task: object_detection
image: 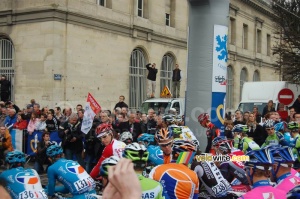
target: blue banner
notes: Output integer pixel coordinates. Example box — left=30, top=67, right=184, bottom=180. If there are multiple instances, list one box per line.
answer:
left=26, top=131, right=62, bottom=156
left=211, top=92, right=226, bottom=136
left=10, top=129, right=23, bottom=152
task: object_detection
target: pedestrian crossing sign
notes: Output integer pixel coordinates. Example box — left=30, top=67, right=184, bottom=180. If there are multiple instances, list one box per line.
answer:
left=160, top=86, right=172, bottom=98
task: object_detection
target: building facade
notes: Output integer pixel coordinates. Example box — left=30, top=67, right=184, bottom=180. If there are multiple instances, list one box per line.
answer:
left=0, top=0, right=279, bottom=112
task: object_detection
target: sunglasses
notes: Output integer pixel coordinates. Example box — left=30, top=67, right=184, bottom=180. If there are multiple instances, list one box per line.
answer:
left=265, top=128, right=274, bottom=131
left=159, top=141, right=173, bottom=147
left=99, top=134, right=109, bottom=140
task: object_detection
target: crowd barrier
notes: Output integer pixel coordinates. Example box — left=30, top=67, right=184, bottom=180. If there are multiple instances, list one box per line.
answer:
left=10, top=129, right=62, bottom=156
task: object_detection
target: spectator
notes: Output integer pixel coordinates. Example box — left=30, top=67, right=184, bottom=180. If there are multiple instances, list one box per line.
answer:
left=277, top=103, right=288, bottom=122
left=58, top=113, right=85, bottom=167
left=252, top=106, right=262, bottom=123
left=262, top=100, right=275, bottom=117
left=247, top=113, right=266, bottom=146
left=118, top=113, right=142, bottom=142
left=34, top=131, right=52, bottom=174
left=0, top=107, right=7, bottom=126
left=33, top=103, right=41, bottom=117
left=224, top=119, right=233, bottom=139
left=146, top=63, right=158, bottom=98
left=76, top=104, right=83, bottom=113
left=12, top=113, right=28, bottom=130
left=45, top=113, right=60, bottom=132
left=24, top=104, right=33, bottom=120
left=100, top=111, right=110, bottom=124
left=35, top=114, right=47, bottom=132
left=27, top=112, right=40, bottom=135
left=286, top=106, right=296, bottom=123
left=172, top=64, right=181, bottom=98
left=4, top=108, right=17, bottom=130
left=54, top=106, right=65, bottom=123
left=114, top=95, right=129, bottom=109
left=243, top=111, right=250, bottom=123
left=0, top=125, right=13, bottom=164
left=147, top=109, right=157, bottom=134
left=41, top=106, right=49, bottom=115
left=77, top=109, right=84, bottom=123
left=292, top=95, right=300, bottom=113
left=140, top=113, right=148, bottom=133
left=233, top=110, right=245, bottom=125
left=0, top=75, right=10, bottom=102
left=5, top=101, right=20, bottom=113
left=63, top=107, right=72, bottom=122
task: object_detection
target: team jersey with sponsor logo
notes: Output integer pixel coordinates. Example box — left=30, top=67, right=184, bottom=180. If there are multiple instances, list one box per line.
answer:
left=239, top=180, right=287, bottom=199
left=191, top=161, right=231, bottom=198
left=90, top=139, right=126, bottom=179
left=0, top=167, right=47, bottom=199
left=261, top=132, right=289, bottom=148
left=239, top=137, right=260, bottom=154
left=149, top=163, right=199, bottom=199
left=47, top=158, right=96, bottom=198
left=276, top=172, right=300, bottom=193
left=138, top=174, right=168, bottom=199
left=147, top=145, right=164, bottom=166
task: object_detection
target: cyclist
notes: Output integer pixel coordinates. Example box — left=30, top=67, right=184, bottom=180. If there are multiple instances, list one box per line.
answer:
left=198, top=113, right=220, bottom=153
left=269, top=146, right=300, bottom=193
left=123, top=142, right=167, bottom=199
left=155, top=128, right=174, bottom=164
left=99, top=156, right=120, bottom=190
left=261, top=119, right=289, bottom=147
left=149, top=139, right=199, bottom=199
left=90, top=123, right=126, bottom=179
left=288, top=122, right=300, bottom=168
left=138, top=133, right=163, bottom=166
left=233, top=124, right=260, bottom=153
left=241, top=147, right=286, bottom=199
left=119, top=131, right=133, bottom=145
left=46, top=145, right=96, bottom=198
left=287, top=185, right=300, bottom=199
left=0, top=150, right=47, bottom=199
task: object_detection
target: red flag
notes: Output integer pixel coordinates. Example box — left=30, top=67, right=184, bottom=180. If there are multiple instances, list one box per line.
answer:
left=86, top=93, right=101, bottom=114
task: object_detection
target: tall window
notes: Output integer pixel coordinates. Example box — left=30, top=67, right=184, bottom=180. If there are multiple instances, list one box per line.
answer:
left=137, top=0, right=143, bottom=17
left=240, top=68, right=248, bottom=100
left=165, top=0, right=171, bottom=26
left=226, top=66, right=233, bottom=109
left=0, top=38, right=15, bottom=101
left=267, top=34, right=271, bottom=56
left=97, top=0, right=105, bottom=6
left=256, top=29, right=262, bottom=53
left=166, top=13, right=170, bottom=26
left=253, top=70, right=260, bottom=81
left=130, top=49, right=147, bottom=110
left=160, top=54, right=174, bottom=93
left=242, top=24, right=248, bottom=49
left=229, top=18, right=236, bottom=45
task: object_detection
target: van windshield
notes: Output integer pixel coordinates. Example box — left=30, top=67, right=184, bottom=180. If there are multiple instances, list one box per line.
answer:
left=140, top=102, right=171, bottom=114
left=238, top=102, right=267, bottom=114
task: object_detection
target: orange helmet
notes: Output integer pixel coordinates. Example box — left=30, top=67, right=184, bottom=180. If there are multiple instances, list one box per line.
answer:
left=96, top=123, right=113, bottom=138
left=155, top=128, right=173, bottom=142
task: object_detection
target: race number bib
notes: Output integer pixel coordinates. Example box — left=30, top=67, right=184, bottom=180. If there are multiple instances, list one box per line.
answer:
left=19, top=190, right=47, bottom=199
left=212, top=180, right=229, bottom=196
left=74, top=176, right=95, bottom=192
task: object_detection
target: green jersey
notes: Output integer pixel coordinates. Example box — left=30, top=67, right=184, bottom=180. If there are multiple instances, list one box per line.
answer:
left=138, top=174, right=166, bottom=199
left=292, top=134, right=300, bottom=161
left=240, top=137, right=260, bottom=153
left=261, top=131, right=288, bottom=148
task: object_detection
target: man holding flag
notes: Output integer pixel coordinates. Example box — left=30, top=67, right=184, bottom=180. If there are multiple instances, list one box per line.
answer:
left=81, top=93, right=101, bottom=134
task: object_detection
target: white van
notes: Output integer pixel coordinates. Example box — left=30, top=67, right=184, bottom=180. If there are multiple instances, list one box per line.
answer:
left=238, top=81, right=300, bottom=113
left=140, top=98, right=185, bottom=116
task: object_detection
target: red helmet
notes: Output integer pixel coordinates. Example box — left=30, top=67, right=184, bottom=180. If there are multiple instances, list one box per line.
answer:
left=198, top=113, right=209, bottom=123
left=96, top=123, right=113, bottom=138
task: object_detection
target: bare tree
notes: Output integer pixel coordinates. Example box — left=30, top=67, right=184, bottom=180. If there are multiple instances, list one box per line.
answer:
left=272, top=0, right=300, bottom=83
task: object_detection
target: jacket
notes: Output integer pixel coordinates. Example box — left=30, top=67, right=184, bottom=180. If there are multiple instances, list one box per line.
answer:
left=146, top=64, right=158, bottom=81
left=13, top=120, right=28, bottom=130
left=0, top=129, right=13, bottom=151
left=172, top=69, right=181, bottom=81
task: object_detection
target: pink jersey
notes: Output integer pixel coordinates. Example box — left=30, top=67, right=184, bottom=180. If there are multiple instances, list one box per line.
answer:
left=239, top=181, right=286, bottom=199
left=276, top=173, right=300, bottom=193
left=291, top=168, right=300, bottom=178
left=90, top=139, right=126, bottom=179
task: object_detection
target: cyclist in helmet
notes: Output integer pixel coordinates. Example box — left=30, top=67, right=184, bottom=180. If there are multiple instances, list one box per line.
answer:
left=155, top=128, right=174, bottom=164
left=287, top=185, right=300, bottom=199
left=269, top=146, right=300, bottom=193
left=90, top=123, right=126, bottom=179
left=241, top=147, right=286, bottom=199
left=261, top=119, right=289, bottom=147
left=149, top=139, right=199, bottom=199
left=0, top=150, right=47, bottom=199
left=123, top=142, right=167, bottom=199
left=100, top=156, right=120, bottom=190
left=46, top=145, right=96, bottom=198
left=288, top=122, right=300, bottom=168
left=235, top=124, right=260, bottom=153
left=198, top=113, right=220, bottom=153
left=119, top=131, right=133, bottom=145
left=138, top=133, right=163, bottom=166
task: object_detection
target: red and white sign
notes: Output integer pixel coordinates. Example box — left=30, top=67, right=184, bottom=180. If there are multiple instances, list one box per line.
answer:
left=87, top=93, right=101, bottom=114
left=278, top=88, right=294, bottom=105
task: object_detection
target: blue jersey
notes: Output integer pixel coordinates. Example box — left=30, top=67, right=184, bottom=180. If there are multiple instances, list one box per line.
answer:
left=147, top=145, right=164, bottom=166
left=0, top=167, right=47, bottom=199
left=47, top=158, right=96, bottom=198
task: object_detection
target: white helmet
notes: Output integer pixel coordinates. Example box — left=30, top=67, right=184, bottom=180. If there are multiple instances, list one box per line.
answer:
left=120, top=131, right=133, bottom=144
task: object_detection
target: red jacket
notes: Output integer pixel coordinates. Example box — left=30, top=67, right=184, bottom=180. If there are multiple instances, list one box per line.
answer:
left=13, top=120, right=28, bottom=130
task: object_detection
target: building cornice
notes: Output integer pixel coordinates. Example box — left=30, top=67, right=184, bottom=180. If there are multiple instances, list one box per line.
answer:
left=240, top=0, right=275, bottom=18
left=0, top=8, right=187, bottom=49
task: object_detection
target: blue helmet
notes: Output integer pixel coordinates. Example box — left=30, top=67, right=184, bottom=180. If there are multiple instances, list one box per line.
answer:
left=100, top=156, right=120, bottom=176
left=232, top=124, right=249, bottom=133
left=245, top=148, right=274, bottom=170
left=46, top=145, right=63, bottom=158
left=287, top=185, right=300, bottom=199
left=6, top=150, right=26, bottom=164
left=274, top=122, right=286, bottom=132
left=269, top=145, right=295, bottom=164
left=212, top=136, right=227, bottom=147
left=137, top=133, right=155, bottom=147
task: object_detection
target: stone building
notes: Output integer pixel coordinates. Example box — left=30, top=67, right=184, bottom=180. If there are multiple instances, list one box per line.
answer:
left=0, top=0, right=279, bottom=112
